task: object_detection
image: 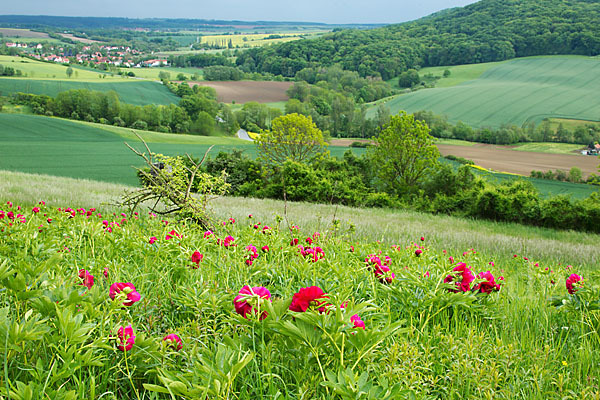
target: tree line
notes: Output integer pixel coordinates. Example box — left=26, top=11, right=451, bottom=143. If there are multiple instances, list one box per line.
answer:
left=159, top=112, right=600, bottom=234
left=413, top=110, right=600, bottom=146
left=234, top=0, right=600, bottom=79
left=9, top=87, right=238, bottom=135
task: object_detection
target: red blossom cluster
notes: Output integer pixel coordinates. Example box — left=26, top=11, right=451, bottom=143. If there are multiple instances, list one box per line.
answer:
left=444, top=262, right=503, bottom=294
left=365, top=254, right=395, bottom=283
left=299, top=246, right=324, bottom=262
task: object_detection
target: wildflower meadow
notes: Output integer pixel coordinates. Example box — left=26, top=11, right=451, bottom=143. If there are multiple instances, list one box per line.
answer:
left=0, top=200, right=599, bottom=399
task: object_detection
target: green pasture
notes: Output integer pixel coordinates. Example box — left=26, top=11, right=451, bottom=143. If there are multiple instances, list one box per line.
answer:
left=434, top=138, right=475, bottom=146
left=0, top=55, right=110, bottom=80
left=124, top=66, right=204, bottom=80
left=372, top=56, right=600, bottom=128
left=466, top=166, right=598, bottom=199
left=547, top=117, right=600, bottom=132
left=0, top=78, right=179, bottom=106
left=0, top=114, right=360, bottom=186
left=512, top=142, right=584, bottom=154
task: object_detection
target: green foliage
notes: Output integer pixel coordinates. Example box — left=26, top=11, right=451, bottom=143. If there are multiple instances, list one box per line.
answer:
left=397, top=69, right=420, bottom=88
left=255, top=113, right=328, bottom=166
left=369, top=112, right=440, bottom=193
left=203, top=65, right=244, bottom=81
left=236, top=0, right=600, bottom=78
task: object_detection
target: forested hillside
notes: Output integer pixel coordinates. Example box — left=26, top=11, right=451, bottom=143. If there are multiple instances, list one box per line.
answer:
left=235, top=0, right=600, bottom=79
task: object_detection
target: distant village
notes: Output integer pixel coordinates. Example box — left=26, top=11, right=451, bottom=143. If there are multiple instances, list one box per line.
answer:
left=4, top=42, right=168, bottom=68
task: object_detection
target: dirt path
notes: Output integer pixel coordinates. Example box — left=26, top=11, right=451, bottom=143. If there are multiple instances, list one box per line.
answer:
left=437, top=143, right=599, bottom=178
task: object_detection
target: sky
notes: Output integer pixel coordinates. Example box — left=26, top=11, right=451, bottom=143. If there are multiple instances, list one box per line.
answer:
left=2, top=0, right=481, bottom=24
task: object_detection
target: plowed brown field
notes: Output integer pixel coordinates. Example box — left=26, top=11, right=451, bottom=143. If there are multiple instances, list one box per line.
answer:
left=437, top=144, right=598, bottom=178
left=188, top=80, right=292, bottom=103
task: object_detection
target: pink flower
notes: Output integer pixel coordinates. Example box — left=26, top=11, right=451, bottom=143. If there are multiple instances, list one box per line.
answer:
left=290, top=238, right=299, bottom=246
left=301, top=246, right=324, bottom=262
left=218, top=235, right=236, bottom=247
left=203, top=230, right=213, bottom=238
left=566, top=274, right=583, bottom=295
left=32, top=207, right=40, bottom=213
left=289, top=286, right=329, bottom=313
left=234, top=286, right=271, bottom=320
left=444, top=262, right=475, bottom=292
left=245, top=245, right=258, bottom=265
left=473, top=271, right=501, bottom=294
left=191, top=251, right=203, bottom=266
left=163, top=334, right=183, bottom=351
left=366, top=254, right=395, bottom=283
left=350, top=314, right=365, bottom=330
left=262, top=225, right=271, bottom=234
left=248, top=214, right=253, bottom=218
left=116, top=325, right=135, bottom=351
left=103, top=267, right=109, bottom=278
left=78, top=269, right=94, bottom=289
left=261, top=245, right=269, bottom=252
left=165, top=230, right=180, bottom=240
left=109, top=282, right=141, bottom=306
left=415, top=249, right=423, bottom=257
left=149, top=236, right=156, bottom=244
left=305, top=237, right=313, bottom=245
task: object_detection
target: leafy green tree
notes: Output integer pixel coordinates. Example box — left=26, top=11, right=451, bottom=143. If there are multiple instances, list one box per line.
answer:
left=569, top=167, right=582, bottom=183
left=397, top=69, right=420, bottom=88
left=255, top=113, right=328, bottom=166
left=158, top=71, right=171, bottom=82
left=368, top=111, right=440, bottom=194
left=66, top=67, right=74, bottom=78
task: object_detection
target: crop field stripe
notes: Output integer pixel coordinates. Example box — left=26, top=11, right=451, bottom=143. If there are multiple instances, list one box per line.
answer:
left=372, top=56, right=600, bottom=128
left=0, top=79, right=179, bottom=106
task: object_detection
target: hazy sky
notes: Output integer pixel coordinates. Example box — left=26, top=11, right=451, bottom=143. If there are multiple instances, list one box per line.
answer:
left=3, top=0, right=481, bottom=24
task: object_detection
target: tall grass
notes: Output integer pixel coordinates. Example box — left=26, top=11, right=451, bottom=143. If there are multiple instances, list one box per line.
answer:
left=2, top=169, right=598, bottom=269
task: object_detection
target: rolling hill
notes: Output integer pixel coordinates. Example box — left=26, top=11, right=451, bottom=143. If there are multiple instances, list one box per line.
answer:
left=368, top=56, right=600, bottom=127
left=0, top=79, right=180, bottom=106
left=0, top=114, right=359, bottom=185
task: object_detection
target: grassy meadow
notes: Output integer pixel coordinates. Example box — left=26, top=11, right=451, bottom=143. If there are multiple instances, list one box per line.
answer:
left=371, top=56, right=600, bottom=128
left=1, top=169, right=599, bottom=398
left=0, top=55, right=113, bottom=80
left=512, top=142, right=584, bottom=154
left=0, top=78, right=180, bottom=106
left=0, top=114, right=363, bottom=186
left=124, top=66, right=204, bottom=80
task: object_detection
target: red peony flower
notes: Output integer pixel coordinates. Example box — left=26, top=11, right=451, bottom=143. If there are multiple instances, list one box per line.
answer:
left=566, top=274, right=583, bottom=294
left=473, top=271, right=501, bottom=294
left=415, top=249, right=423, bottom=257
left=149, top=236, right=156, bottom=244
left=191, top=251, right=203, bottom=267
left=234, top=286, right=271, bottom=320
left=116, top=325, right=135, bottom=351
left=261, top=245, right=269, bottom=252
left=444, top=262, right=475, bottom=292
left=350, top=314, right=365, bottom=330
left=109, top=282, right=141, bottom=306
left=366, top=254, right=395, bottom=283
left=289, top=286, right=329, bottom=313
left=290, top=238, right=299, bottom=246
left=162, top=333, right=183, bottom=351
left=78, top=269, right=94, bottom=289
